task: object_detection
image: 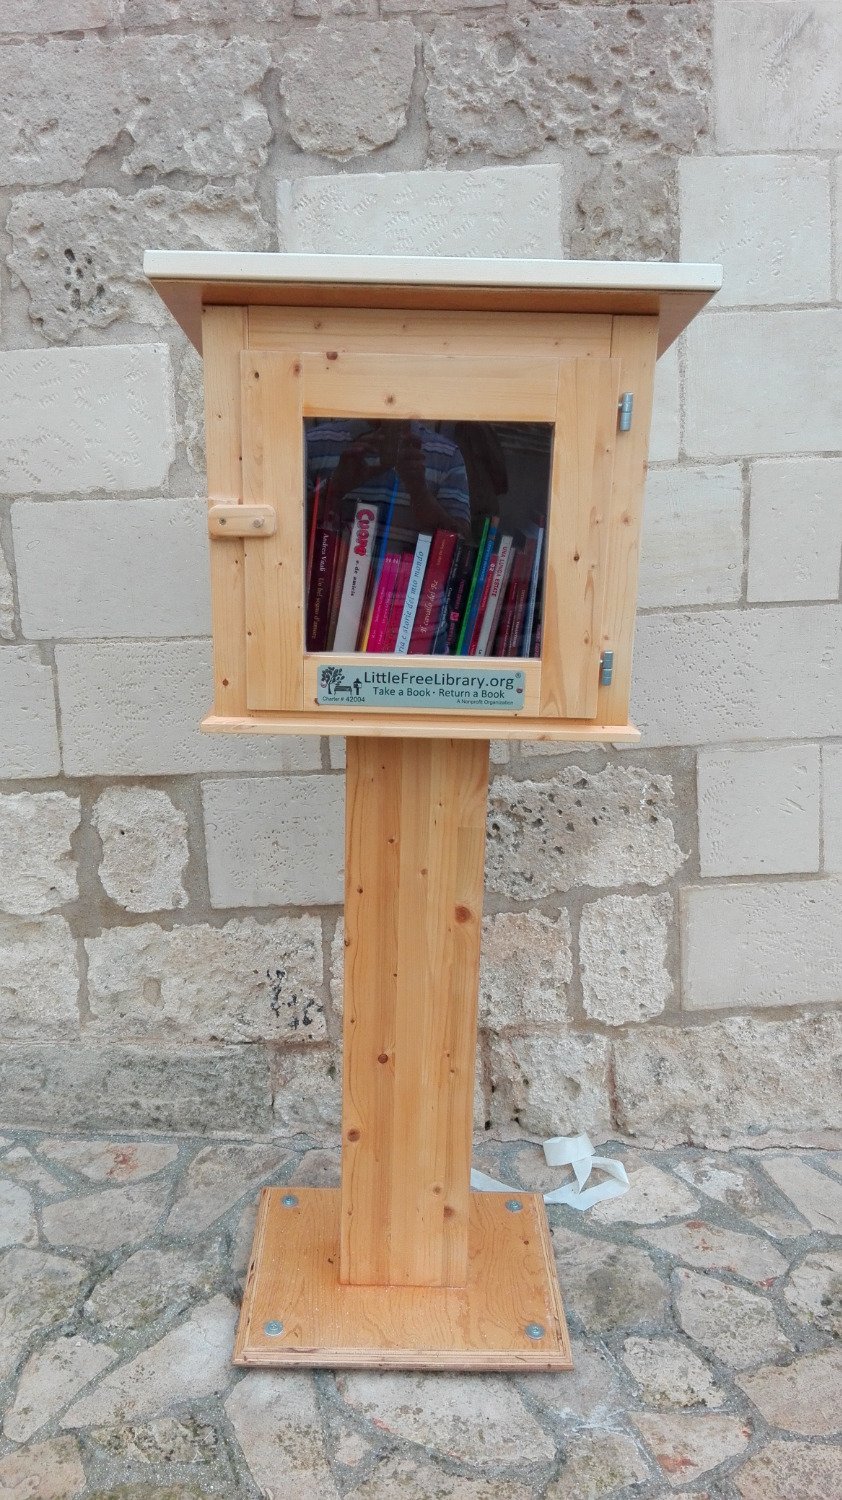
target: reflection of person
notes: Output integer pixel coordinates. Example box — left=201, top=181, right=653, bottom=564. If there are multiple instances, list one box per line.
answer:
left=306, top=419, right=471, bottom=539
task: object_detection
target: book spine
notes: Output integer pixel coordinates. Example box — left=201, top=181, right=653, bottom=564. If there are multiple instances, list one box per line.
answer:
left=326, top=526, right=349, bottom=651
left=521, top=527, right=544, bottom=657
left=445, top=545, right=477, bottom=653
left=460, top=519, right=498, bottom=655
left=468, top=554, right=497, bottom=656
left=493, top=548, right=522, bottom=656
left=360, top=472, right=400, bottom=651
left=431, top=538, right=467, bottom=654
left=307, top=527, right=339, bottom=651
left=332, top=502, right=379, bottom=653
left=455, top=517, right=490, bottom=655
left=475, top=534, right=514, bottom=656
left=382, top=551, right=414, bottom=653
left=394, top=533, right=432, bottom=653
left=366, top=553, right=400, bottom=653
left=409, top=529, right=457, bottom=654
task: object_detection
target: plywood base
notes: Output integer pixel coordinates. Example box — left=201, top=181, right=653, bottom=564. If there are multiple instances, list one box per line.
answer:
left=234, top=1187, right=572, bottom=1371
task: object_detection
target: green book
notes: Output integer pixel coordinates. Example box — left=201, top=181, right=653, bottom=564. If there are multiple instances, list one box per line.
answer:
left=455, top=516, right=490, bottom=655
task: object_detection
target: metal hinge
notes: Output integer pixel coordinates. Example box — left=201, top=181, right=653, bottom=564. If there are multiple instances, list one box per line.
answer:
left=599, top=650, right=614, bottom=686
left=618, top=393, right=633, bottom=432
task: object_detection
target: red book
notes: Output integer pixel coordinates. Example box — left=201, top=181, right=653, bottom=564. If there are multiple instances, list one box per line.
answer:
left=408, top=529, right=458, bottom=654
left=505, top=538, right=536, bottom=656
left=325, top=526, right=349, bottom=651
left=382, top=551, right=414, bottom=653
left=468, top=553, right=497, bottom=655
left=366, top=553, right=400, bottom=652
left=307, top=526, right=340, bottom=650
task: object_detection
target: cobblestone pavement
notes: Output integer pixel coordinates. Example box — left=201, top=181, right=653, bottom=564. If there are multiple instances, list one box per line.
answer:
left=0, top=1132, right=839, bottom=1499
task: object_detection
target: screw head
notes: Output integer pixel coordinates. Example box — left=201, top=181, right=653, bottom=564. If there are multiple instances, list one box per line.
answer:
left=252, top=518, right=264, bottom=529
left=264, top=1319, right=284, bottom=1337
left=281, top=1193, right=298, bottom=1208
left=525, top=1322, right=545, bottom=1341
left=505, top=1199, right=523, bottom=1213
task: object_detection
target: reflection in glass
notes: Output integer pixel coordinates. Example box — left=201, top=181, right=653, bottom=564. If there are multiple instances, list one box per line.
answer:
left=304, top=419, right=552, bottom=658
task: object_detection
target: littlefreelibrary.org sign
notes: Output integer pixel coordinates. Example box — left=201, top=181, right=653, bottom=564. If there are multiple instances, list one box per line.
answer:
left=317, top=665, right=526, bottom=711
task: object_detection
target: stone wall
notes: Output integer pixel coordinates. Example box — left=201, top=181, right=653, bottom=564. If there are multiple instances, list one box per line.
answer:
left=0, top=1, right=840, bottom=1149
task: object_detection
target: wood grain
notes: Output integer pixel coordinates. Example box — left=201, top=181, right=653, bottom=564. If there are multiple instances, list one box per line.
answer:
left=249, top=305, right=612, bottom=358
left=202, top=710, right=640, bottom=742
left=235, top=1186, right=572, bottom=1370
left=341, top=738, right=489, bottom=1288
left=302, top=351, right=560, bottom=423
left=597, top=316, right=659, bottom=727
left=202, top=305, right=248, bottom=717
left=540, top=356, right=621, bottom=719
left=240, top=350, right=305, bottom=711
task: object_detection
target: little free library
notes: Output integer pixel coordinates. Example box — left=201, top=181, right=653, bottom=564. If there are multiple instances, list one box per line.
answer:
left=146, top=250, right=721, bottom=1372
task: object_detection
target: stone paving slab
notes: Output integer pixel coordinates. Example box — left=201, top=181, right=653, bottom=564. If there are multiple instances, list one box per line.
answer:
left=0, top=1130, right=839, bottom=1498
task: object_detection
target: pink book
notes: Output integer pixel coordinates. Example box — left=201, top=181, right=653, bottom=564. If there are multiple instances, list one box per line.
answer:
left=382, top=552, right=414, bottom=653
left=366, top=553, right=400, bottom=652
left=408, top=529, right=458, bottom=654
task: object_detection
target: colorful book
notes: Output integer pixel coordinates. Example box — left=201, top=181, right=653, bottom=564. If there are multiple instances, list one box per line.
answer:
left=455, top=517, right=490, bottom=655
left=409, top=529, right=458, bottom=654
left=382, top=551, right=414, bottom=653
left=475, top=534, right=514, bottom=656
left=468, top=554, right=497, bottom=656
left=394, top=533, right=432, bottom=653
left=521, top=526, right=544, bottom=657
left=332, top=501, right=379, bottom=653
left=444, top=543, right=478, bottom=654
left=359, top=472, right=400, bottom=651
left=326, top=524, right=349, bottom=651
left=431, top=538, right=468, bottom=655
left=307, top=524, right=340, bottom=650
left=366, top=553, right=400, bottom=652
left=459, top=517, right=498, bottom=655
left=495, top=541, right=531, bottom=656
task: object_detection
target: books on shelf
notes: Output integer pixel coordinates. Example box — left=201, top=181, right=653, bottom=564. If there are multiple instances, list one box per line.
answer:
left=306, top=484, right=546, bottom=659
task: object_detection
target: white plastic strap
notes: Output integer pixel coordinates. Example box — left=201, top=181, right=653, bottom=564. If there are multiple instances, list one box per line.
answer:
left=470, top=1132, right=629, bottom=1212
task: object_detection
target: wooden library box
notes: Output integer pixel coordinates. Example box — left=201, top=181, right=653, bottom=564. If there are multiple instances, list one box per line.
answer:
left=146, top=252, right=720, bottom=1373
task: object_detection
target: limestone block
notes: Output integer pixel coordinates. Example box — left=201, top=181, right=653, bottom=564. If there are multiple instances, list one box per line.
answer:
left=0, top=1041, right=272, bottom=1134
left=674, top=1267, right=790, bottom=1369
left=783, top=1250, right=842, bottom=1337
left=165, top=1143, right=287, bottom=1235
left=748, top=457, right=842, bottom=603
left=55, top=640, right=321, bottom=775
left=226, top=1374, right=339, bottom=1499
left=612, top=1012, right=842, bottom=1146
left=13, top=499, right=209, bottom=640
left=8, top=186, right=271, bottom=343
left=177, top=346, right=205, bottom=475
left=278, top=22, right=416, bottom=158
left=337, top=1370, right=555, bottom=1467
left=425, top=7, right=709, bottom=160
left=278, top=165, right=565, bottom=256
left=640, top=1221, right=787, bottom=1285
left=202, top=775, right=344, bottom=907
left=41, top=1138, right=177, bottom=1183
left=632, top=606, right=842, bottom=747
left=121, top=0, right=278, bottom=19
left=41, top=1179, right=170, bottom=1252
left=621, top=1336, right=724, bottom=1411
left=836, top=158, right=842, bottom=298
left=715, top=1, right=842, bottom=150
left=761, top=1154, right=842, bottom=1234
left=0, top=1437, right=85, bottom=1499
left=62, top=1295, right=236, bottom=1426
left=272, top=1047, right=342, bottom=1137
left=0, top=542, right=13, bottom=638
left=571, top=154, right=678, bottom=262
left=546, top=1433, right=647, bottom=1499
left=735, top=1440, right=842, bottom=1500
left=351, top=1458, right=530, bottom=1499
left=697, top=744, right=820, bottom=877
left=0, top=916, right=79, bottom=1038
left=85, top=1244, right=218, bottom=1334
left=579, top=893, right=673, bottom=1026
left=0, top=791, right=80, bottom=915
left=551, top=1224, right=669, bottom=1332
left=738, top=1347, right=842, bottom=1438
left=683, top=879, right=841, bottom=1009
left=0, top=1181, right=36, bottom=1249
left=93, top=787, right=188, bottom=913
left=823, top=745, right=842, bottom=872
left=0, top=648, right=60, bottom=778
left=0, top=36, right=271, bottom=186
left=2, top=0, right=114, bottom=29
left=0, top=345, right=174, bottom=495
left=685, top=310, right=842, bottom=458
left=632, top=1412, right=750, bottom=1486
left=680, top=155, right=832, bottom=305
left=0, top=1248, right=86, bottom=1382
left=86, top=916, right=324, bottom=1043
left=648, top=342, right=680, bottom=464
left=478, top=911, right=572, bottom=1029
left=485, top=766, right=685, bottom=900
left=488, top=1031, right=611, bottom=1138
left=639, top=465, right=743, bottom=608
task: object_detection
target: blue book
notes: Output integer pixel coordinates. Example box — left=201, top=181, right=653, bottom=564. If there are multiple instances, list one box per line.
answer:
left=458, top=518, right=498, bottom=656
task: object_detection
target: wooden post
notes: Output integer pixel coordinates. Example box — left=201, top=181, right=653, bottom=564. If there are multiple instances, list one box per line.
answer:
left=340, top=736, right=489, bottom=1288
